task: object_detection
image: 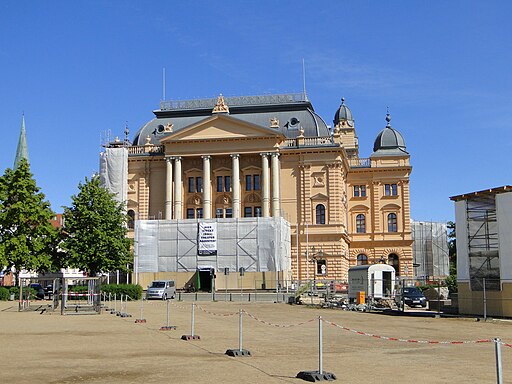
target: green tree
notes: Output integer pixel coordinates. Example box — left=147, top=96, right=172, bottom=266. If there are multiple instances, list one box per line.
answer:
left=61, top=176, right=131, bottom=276
left=0, top=159, right=57, bottom=282
left=446, top=221, right=457, bottom=292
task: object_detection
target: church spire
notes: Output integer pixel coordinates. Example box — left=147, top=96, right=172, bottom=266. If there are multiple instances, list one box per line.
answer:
left=14, top=114, right=29, bottom=170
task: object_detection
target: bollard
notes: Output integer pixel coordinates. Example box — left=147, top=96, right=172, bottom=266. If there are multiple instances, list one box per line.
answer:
left=495, top=338, right=503, bottom=384
left=296, top=316, right=336, bottom=382
left=181, top=303, right=200, bottom=340
left=225, top=309, right=251, bottom=357
left=160, top=298, right=176, bottom=330
left=111, top=294, right=117, bottom=315
left=483, top=278, right=487, bottom=321
left=135, top=298, right=146, bottom=323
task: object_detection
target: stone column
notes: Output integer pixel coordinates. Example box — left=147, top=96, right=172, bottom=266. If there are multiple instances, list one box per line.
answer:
left=202, top=155, right=211, bottom=219
left=231, top=154, right=241, bottom=218
left=165, top=157, right=173, bottom=220
left=271, top=152, right=281, bottom=217
left=261, top=153, right=270, bottom=217
left=173, top=156, right=182, bottom=219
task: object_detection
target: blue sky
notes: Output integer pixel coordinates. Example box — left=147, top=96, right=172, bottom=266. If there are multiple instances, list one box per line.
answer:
left=1, top=1, right=511, bottom=222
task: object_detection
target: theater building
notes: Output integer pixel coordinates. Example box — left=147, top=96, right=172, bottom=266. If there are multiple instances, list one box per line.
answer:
left=103, top=93, right=412, bottom=289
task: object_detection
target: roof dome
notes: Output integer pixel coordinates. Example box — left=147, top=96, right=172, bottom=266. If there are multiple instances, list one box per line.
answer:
left=372, top=113, right=408, bottom=156
left=333, top=98, right=354, bottom=126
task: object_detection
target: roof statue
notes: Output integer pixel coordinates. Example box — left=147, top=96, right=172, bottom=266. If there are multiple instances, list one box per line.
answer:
left=14, top=114, right=29, bottom=170
left=212, top=94, right=230, bottom=114
left=270, top=117, right=279, bottom=128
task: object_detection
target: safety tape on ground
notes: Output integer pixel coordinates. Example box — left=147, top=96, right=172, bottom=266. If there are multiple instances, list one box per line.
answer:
left=501, top=342, right=512, bottom=348
left=323, top=319, right=492, bottom=345
left=62, top=293, right=100, bottom=297
left=243, top=311, right=316, bottom=328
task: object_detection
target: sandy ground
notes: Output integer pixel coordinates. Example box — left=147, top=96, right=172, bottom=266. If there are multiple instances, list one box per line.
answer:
left=1, top=299, right=512, bottom=384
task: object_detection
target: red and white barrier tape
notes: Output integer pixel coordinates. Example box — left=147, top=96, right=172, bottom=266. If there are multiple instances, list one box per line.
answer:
left=324, top=319, right=492, bottom=345
left=196, top=305, right=238, bottom=317
left=244, top=311, right=316, bottom=328
left=63, top=293, right=99, bottom=297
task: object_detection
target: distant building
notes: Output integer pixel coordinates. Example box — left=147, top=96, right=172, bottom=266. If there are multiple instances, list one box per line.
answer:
left=102, top=93, right=413, bottom=289
left=411, top=221, right=450, bottom=280
left=450, top=186, right=512, bottom=317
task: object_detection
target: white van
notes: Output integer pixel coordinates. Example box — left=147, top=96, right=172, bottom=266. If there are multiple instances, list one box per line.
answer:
left=146, top=280, right=176, bottom=300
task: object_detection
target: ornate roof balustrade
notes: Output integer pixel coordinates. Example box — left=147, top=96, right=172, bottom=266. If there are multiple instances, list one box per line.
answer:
left=348, top=158, right=371, bottom=168
left=159, top=93, right=307, bottom=111
left=128, top=145, right=165, bottom=156
left=284, top=136, right=335, bottom=148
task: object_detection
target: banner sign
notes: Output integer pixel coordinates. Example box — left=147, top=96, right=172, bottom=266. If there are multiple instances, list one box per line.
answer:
left=198, top=222, right=217, bottom=256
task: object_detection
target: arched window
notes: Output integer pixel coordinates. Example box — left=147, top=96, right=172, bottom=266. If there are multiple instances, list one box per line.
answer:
left=357, top=254, right=368, bottom=265
left=127, top=210, right=135, bottom=229
left=356, top=214, right=366, bottom=233
left=316, top=204, right=326, bottom=225
left=388, top=254, right=400, bottom=275
left=387, top=213, right=397, bottom=232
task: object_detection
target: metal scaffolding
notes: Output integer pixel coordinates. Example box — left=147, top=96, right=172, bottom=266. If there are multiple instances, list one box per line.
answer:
left=466, top=195, right=500, bottom=291
left=411, top=221, right=449, bottom=279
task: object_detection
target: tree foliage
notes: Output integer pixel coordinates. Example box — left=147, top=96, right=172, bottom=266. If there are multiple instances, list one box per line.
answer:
left=61, top=176, right=131, bottom=276
left=0, top=159, right=57, bottom=277
left=446, top=221, right=457, bottom=292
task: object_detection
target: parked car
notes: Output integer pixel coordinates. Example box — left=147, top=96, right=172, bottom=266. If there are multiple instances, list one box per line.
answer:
left=44, top=284, right=54, bottom=299
left=29, top=283, right=45, bottom=300
left=146, top=280, right=176, bottom=300
left=398, top=287, right=427, bottom=308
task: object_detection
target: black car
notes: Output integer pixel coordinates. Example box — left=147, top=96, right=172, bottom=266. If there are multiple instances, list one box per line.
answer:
left=399, top=287, right=427, bottom=308
left=29, top=283, right=45, bottom=300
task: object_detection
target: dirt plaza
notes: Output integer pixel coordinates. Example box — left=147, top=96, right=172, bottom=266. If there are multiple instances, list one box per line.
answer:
left=1, top=299, right=512, bottom=384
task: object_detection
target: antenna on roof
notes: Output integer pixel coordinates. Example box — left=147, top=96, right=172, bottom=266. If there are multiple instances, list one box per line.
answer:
left=162, top=67, right=166, bottom=101
left=302, top=58, right=308, bottom=101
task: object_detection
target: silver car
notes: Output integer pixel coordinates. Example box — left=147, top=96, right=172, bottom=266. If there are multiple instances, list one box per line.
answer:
left=146, top=280, right=176, bottom=300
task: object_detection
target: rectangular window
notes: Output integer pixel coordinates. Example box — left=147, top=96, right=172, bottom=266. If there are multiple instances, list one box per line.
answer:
left=216, top=208, right=223, bottom=218
left=188, top=177, right=195, bottom=193
left=354, top=185, right=366, bottom=197
left=217, top=176, right=223, bottom=192
left=186, top=208, right=195, bottom=219
left=244, top=207, right=252, bottom=217
left=196, top=177, right=202, bottom=193
left=196, top=208, right=203, bottom=219
left=385, top=183, right=398, bottom=196
left=225, top=176, right=231, bottom=192
left=253, top=175, right=260, bottom=191
left=225, top=208, right=233, bottom=218
left=254, top=206, right=262, bottom=217
left=245, top=175, right=252, bottom=191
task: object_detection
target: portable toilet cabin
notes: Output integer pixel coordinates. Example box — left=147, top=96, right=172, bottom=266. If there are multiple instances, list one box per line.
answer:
left=348, top=264, right=396, bottom=303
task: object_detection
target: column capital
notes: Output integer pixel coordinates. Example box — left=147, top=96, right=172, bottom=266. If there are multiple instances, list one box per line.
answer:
left=230, top=153, right=240, bottom=159
left=260, top=152, right=271, bottom=157
left=271, top=152, right=280, bottom=158
left=201, top=155, right=211, bottom=160
left=165, top=156, right=174, bottom=163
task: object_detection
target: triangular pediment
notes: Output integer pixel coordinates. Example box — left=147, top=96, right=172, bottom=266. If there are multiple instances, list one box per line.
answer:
left=160, top=114, right=285, bottom=143
left=311, top=193, right=329, bottom=201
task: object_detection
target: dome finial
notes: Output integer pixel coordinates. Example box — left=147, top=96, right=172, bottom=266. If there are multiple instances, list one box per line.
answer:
left=385, top=107, right=391, bottom=128
left=341, top=97, right=345, bottom=105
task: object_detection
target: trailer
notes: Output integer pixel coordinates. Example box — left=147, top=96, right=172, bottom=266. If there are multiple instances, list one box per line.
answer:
left=348, top=264, right=396, bottom=303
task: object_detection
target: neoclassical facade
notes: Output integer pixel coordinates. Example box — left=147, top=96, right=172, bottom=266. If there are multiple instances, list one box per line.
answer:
left=122, top=93, right=412, bottom=281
